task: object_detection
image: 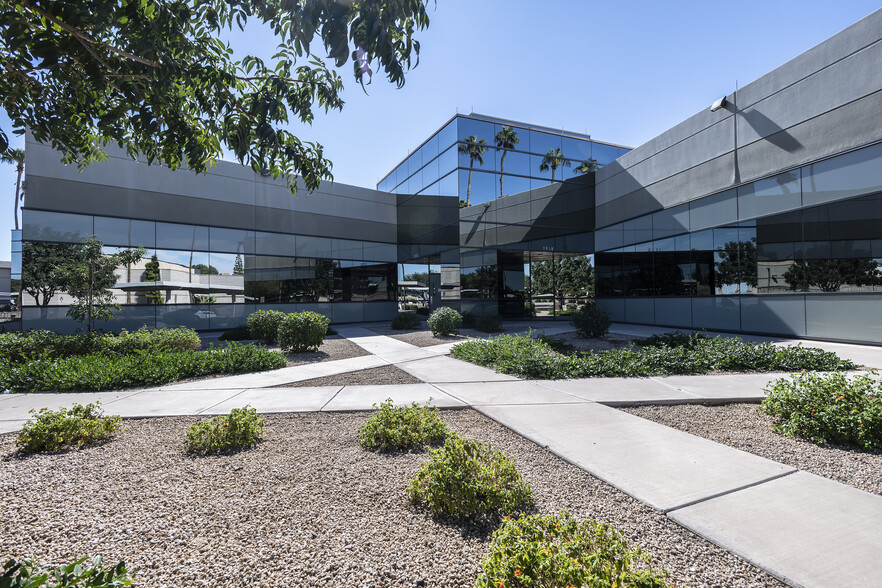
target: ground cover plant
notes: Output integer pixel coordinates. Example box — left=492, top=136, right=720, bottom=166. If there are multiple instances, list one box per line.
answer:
left=185, top=406, right=264, bottom=454
left=0, top=327, right=200, bottom=362
left=277, top=311, right=330, bottom=353
left=475, top=511, right=670, bottom=588
left=427, top=306, right=462, bottom=336
left=451, top=333, right=856, bottom=379
left=15, top=402, right=121, bottom=454
left=390, top=312, right=421, bottom=330
left=761, top=371, right=882, bottom=450
left=406, top=433, right=532, bottom=520
left=359, top=399, right=449, bottom=451
left=638, top=330, right=708, bottom=348
left=0, top=342, right=286, bottom=392
left=1, top=556, right=133, bottom=587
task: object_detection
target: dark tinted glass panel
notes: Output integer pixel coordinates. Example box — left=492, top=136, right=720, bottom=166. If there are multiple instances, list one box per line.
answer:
left=94, top=217, right=155, bottom=248
left=255, top=231, right=295, bottom=256
left=803, top=141, right=882, bottom=206
left=689, top=189, right=737, bottom=230
left=156, top=222, right=209, bottom=251
left=623, top=252, right=653, bottom=296
left=210, top=227, right=252, bottom=254
left=653, top=205, right=690, bottom=239
left=737, top=170, right=801, bottom=220
left=623, top=216, right=652, bottom=246
left=23, top=210, right=92, bottom=242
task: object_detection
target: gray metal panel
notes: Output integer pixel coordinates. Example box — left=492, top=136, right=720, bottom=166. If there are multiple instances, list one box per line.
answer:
left=740, top=296, right=807, bottom=337
left=654, top=298, right=693, bottom=329
left=692, top=297, right=741, bottom=332
left=596, top=298, right=625, bottom=322
left=805, top=294, right=882, bottom=343
left=363, top=301, right=398, bottom=323
left=624, top=298, right=654, bottom=325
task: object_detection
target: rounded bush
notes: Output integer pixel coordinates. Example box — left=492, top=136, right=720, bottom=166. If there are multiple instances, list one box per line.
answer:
left=277, top=311, right=330, bottom=353
left=571, top=304, right=612, bottom=338
left=475, top=511, right=670, bottom=588
left=359, top=398, right=449, bottom=451
left=427, top=306, right=462, bottom=336
left=406, top=433, right=532, bottom=520
left=390, top=312, right=421, bottom=330
left=246, top=310, right=286, bottom=345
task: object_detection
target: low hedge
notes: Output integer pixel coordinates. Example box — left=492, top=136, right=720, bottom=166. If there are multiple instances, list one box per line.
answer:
left=16, top=402, right=121, bottom=454
left=359, top=399, right=449, bottom=452
left=0, top=343, right=286, bottom=392
left=0, top=327, right=201, bottom=363
left=450, top=333, right=856, bottom=379
left=761, top=372, right=882, bottom=450
left=278, top=311, right=330, bottom=353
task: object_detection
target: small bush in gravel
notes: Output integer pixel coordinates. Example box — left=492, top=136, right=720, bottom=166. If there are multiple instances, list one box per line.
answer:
left=186, top=406, right=264, bottom=454
left=16, top=402, right=121, bottom=454
left=761, top=372, right=882, bottom=450
left=406, top=433, right=532, bottom=520
left=639, top=330, right=707, bottom=349
left=0, top=343, right=286, bottom=392
left=476, top=314, right=503, bottom=333
left=359, top=399, right=449, bottom=451
left=219, top=324, right=252, bottom=341
left=427, top=307, right=462, bottom=336
left=1, top=556, right=133, bottom=587
left=277, top=311, right=330, bottom=353
left=246, top=310, right=286, bottom=345
left=451, top=334, right=856, bottom=380
left=475, top=511, right=670, bottom=588
left=571, top=304, right=611, bottom=338
left=390, top=312, right=421, bottom=330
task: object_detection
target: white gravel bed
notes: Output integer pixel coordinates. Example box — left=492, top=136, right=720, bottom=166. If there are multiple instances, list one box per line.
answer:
left=622, top=403, right=882, bottom=497
left=0, top=410, right=782, bottom=587
left=281, top=336, right=370, bottom=367
left=277, top=365, right=423, bottom=388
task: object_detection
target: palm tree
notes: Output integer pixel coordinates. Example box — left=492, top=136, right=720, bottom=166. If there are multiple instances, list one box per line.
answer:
left=458, top=136, right=486, bottom=206
left=574, top=158, right=599, bottom=175
left=539, top=148, right=571, bottom=182
left=494, top=126, right=519, bottom=197
left=1, top=149, right=25, bottom=230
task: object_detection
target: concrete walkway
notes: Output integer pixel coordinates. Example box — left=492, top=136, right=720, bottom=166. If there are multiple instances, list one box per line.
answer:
left=2, top=321, right=882, bottom=587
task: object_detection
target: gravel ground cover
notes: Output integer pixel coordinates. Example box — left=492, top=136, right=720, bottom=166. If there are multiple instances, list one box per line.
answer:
left=278, top=365, right=423, bottom=387
left=281, top=336, right=370, bottom=367
left=549, top=330, right=641, bottom=353
left=0, top=410, right=782, bottom=587
left=622, top=403, right=882, bottom=497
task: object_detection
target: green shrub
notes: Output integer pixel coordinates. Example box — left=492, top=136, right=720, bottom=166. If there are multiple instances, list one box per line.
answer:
left=0, top=327, right=200, bottom=363
left=761, top=372, right=882, bottom=450
left=390, top=312, right=421, bottom=330
left=571, top=304, right=612, bottom=338
left=1, top=556, right=133, bottom=587
left=475, top=511, right=670, bottom=588
left=427, top=306, right=462, bottom=336
left=406, top=433, right=532, bottom=520
left=476, top=314, right=503, bottom=333
left=524, top=301, right=536, bottom=316
left=185, top=406, right=264, bottom=454
left=450, top=334, right=856, bottom=380
left=218, top=324, right=253, bottom=341
left=533, top=333, right=575, bottom=354
left=277, top=311, right=330, bottom=353
left=639, top=330, right=707, bottom=349
left=246, top=309, right=286, bottom=345
left=359, top=398, right=449, bottom=451
left=0, top=343, right=286, bottom=392
left=16, top=402, right=121, bottom=454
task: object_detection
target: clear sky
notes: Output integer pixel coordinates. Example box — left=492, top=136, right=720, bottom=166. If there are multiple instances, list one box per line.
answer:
left=1, top=0, right=879, bottom=259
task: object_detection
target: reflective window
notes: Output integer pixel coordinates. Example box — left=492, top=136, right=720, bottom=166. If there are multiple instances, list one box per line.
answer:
left=156, top=222, right=209, bottom=252
left=595, top=224, right=624, bottom=252
left=496, top=149, right=530, bottom=178
left=210, top=227, right=252, bottom=254
left=803, top=142, right=882, bottom=207
left=255, top=231, right=295, bottom=256
left=529, top=130, right=561, bottom=156
left=458, top=170, right=496, bottom=205
left=689, top=189, right=737, bottom=231
left=23, top=210, right=92, bottom=243
left=592, top=143, right=621, bottom=165
left=438, top=144, right=457, bottom=176
left=457, top=118, right=494, bottom=146
left=438, top=171, right=458, bottom=197
left=153, top=249, right=212, bottom=304
left=94, top=217, right=155, bottom=248
left=737, top=170, right=801, bottom=220
left=623, top=216, right=652, bottom=246
left=562, top=137, right=592, bottom=162
left=296, top=235, right=332, bottom=258
left=653, top=205, right=690, bottom=239
left=208, top=252, right=245, bottom=304
left=438, top=119, right=457, bottom=151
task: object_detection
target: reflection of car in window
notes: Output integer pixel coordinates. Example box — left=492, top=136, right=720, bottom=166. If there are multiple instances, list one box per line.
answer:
left=194, top=310, right=217, bottom=319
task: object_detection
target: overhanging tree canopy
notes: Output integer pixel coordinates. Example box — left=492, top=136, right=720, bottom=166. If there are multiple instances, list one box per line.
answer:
left=0, top=0, right=431, bottom=193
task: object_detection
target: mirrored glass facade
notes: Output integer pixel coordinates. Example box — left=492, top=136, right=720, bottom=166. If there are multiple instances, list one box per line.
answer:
left=377, top=114, right=630, bottom=206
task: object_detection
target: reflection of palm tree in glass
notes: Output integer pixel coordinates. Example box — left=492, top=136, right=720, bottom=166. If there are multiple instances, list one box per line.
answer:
left=1, top=148, right=24, bottom=230
left=539, top=148, right=570, bottom=182
left=494, top=126, right=519, bottom=197
left=458, top=136, right=486, bottom=206
left=574, top=158, right=598, bottom=175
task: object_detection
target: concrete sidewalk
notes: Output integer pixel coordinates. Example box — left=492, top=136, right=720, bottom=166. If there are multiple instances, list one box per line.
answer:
left=2, top=320, right=882, bottom=587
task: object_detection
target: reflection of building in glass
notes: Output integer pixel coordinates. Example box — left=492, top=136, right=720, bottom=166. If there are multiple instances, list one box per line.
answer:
left=14, top=9, right=882, bottom=343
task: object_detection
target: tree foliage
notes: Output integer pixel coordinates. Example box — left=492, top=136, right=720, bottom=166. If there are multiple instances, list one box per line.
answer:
left=573, top=157, right=598, bottom=174
left=494, top=125, right=518, bottom=197
left=1, top=148, right=25, bottom=230
left=783, top=258, right=882, bottom=292
left=530, top=255, right=593, bottom=309
left=458, top=135, right=486, bottom=206
left=143, top=253, right=164, bottom=304
left=21, top=240, right=80, bottom=306
left=0, top=0, right=431, bottom=194
left=191, top=263, right=219, bottom=275
left=714, top=239, right=758, bottom=290
left=539, top=147, right=570, bottom=182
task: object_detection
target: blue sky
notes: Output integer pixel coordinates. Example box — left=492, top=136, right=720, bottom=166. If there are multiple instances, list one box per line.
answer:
left=2, top=0, right=879, bottom=259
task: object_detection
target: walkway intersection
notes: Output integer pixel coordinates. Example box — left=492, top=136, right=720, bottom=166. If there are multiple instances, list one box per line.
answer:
left=2, top=322, right=881, bottom=587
